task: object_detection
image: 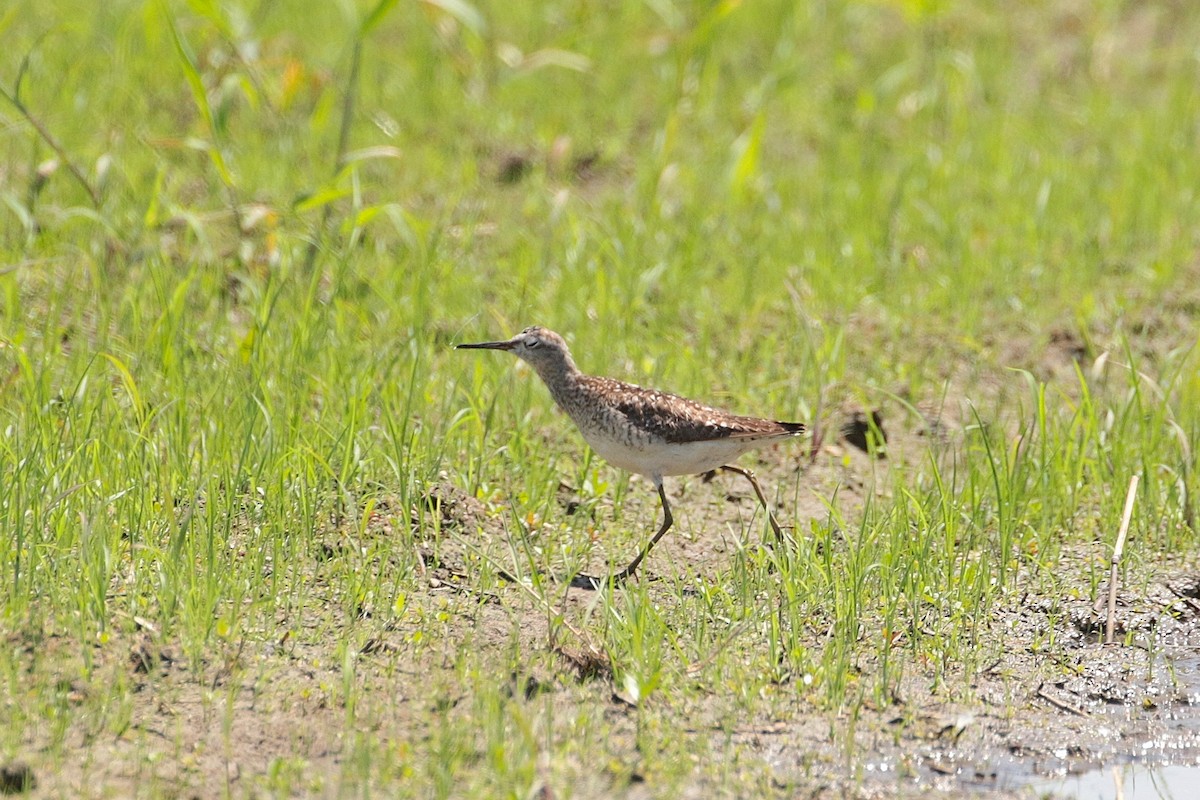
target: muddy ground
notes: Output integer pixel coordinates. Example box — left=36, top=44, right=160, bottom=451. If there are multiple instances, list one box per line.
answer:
left=6, top=330, right=1200, bottom=799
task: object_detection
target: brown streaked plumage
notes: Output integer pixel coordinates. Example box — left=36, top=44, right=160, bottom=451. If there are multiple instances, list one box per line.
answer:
left=576, top=375, right=806, bottom=444
left=457, top=325, right=805, bottom=586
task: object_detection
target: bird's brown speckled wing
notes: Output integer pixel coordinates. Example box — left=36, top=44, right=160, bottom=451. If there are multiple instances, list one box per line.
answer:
left=582, top=376, right=804, bottom=444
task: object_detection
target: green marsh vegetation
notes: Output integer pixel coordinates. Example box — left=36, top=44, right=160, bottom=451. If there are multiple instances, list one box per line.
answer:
left=2, top=0, right=1199, bottom=796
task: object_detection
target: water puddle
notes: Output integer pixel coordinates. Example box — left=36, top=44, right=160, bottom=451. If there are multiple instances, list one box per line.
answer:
left=1003, top=653, right=1200, bottom=798
left=854, top=631, right=1200, bottom=798
left=1027, top=763, right=1200, bottom=799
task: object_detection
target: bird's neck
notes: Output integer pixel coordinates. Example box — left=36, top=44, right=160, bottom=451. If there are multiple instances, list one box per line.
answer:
left=534, top=360, right=583, bottom=409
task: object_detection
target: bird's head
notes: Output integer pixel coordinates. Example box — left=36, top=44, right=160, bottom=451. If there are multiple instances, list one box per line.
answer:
left=456, top=326, right=576, bottom=375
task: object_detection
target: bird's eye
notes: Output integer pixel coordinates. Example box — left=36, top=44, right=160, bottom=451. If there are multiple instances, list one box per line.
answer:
left=526, top=339, right=541, bottom=349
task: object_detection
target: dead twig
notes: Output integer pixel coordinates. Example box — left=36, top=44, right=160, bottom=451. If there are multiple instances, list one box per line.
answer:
left=0, top=83, right=102, bottom=207
left=1105, top=474, right=1139, bottom=645
left=1035, top=683, right=1089, bottom=717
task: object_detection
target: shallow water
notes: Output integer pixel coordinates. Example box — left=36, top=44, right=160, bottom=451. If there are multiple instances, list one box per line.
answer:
left=1028, top=763, right=1200, bottom=799
left=1011, top=654, right=1200, bottom=798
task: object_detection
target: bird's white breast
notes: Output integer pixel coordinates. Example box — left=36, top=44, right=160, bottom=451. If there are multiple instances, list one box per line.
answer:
left=580, top=427, right=775, bottom=479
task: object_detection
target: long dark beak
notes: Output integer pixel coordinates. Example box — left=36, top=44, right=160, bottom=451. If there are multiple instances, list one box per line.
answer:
left=456, top=338, right=517, bottom=351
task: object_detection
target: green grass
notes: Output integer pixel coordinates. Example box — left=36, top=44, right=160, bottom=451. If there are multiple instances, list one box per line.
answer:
left=3, top=0, right=1200, bottom=796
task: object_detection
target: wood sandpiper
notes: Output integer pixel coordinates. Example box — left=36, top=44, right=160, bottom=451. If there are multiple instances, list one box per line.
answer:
left=458, top=326, right=805, bottom=586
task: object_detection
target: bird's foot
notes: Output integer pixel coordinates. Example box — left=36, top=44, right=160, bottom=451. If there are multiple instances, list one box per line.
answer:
left=770, top=534, right=798, bottom=553
left=568, top=572, right=624, bottom=591
left=496, top=568, right=638, bottom=591
left=568, top=573, right=606, bottom=590
left=569, top=569, right=644, bottom=590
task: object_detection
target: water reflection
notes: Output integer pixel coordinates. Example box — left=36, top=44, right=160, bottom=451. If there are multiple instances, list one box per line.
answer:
left=1031, top=763, right=1200, bottom=799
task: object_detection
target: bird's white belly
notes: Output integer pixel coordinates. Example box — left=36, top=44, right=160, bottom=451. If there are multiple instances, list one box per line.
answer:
left=581, top=429, right=762, bottom=478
